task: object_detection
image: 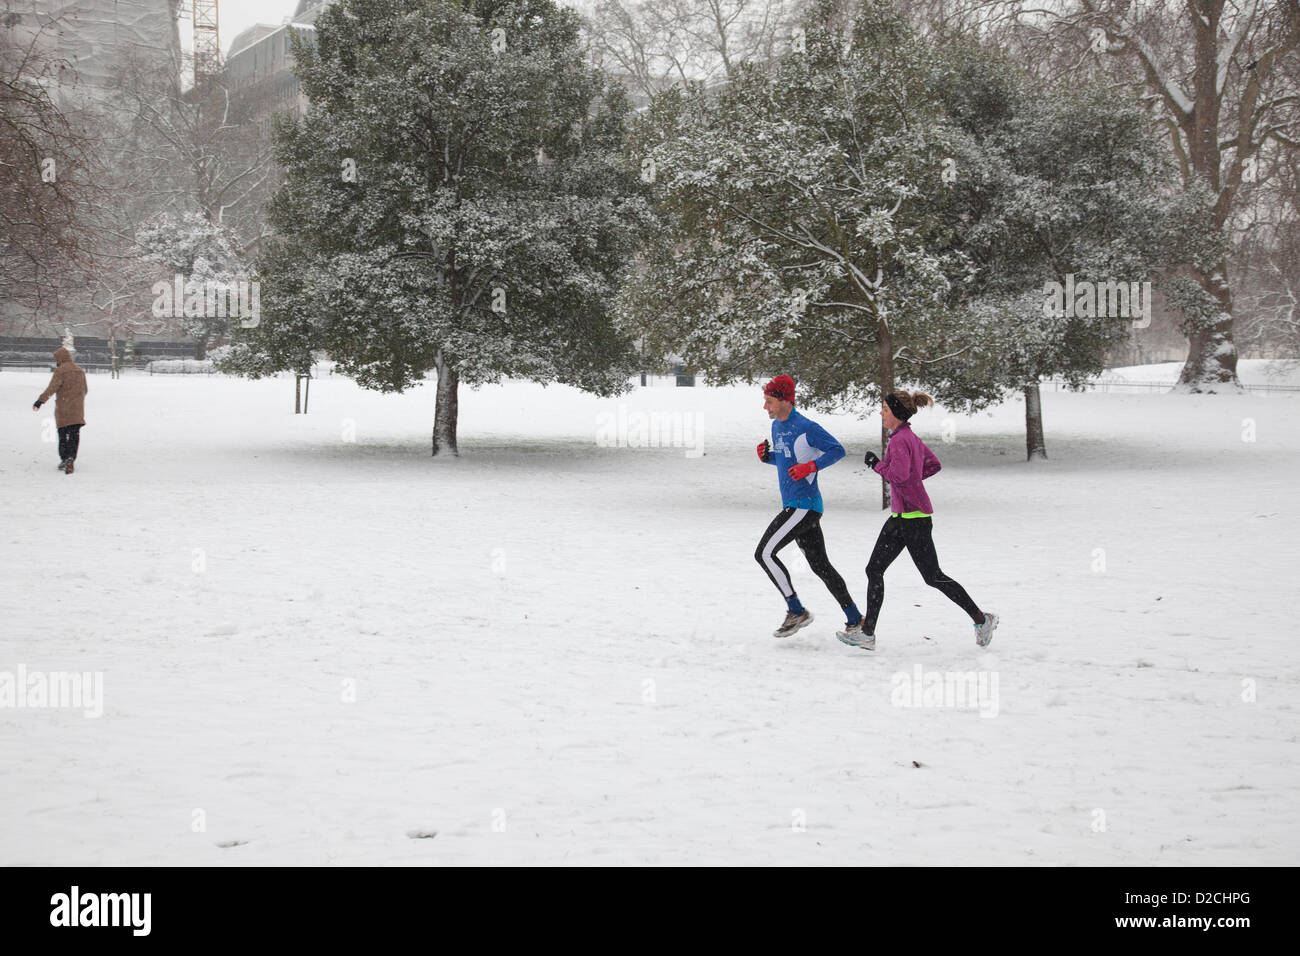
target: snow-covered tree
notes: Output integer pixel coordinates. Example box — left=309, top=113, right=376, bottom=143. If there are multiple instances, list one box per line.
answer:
left=948, top=0, right=1300, bottom=392
left=623, top=0, right=1220, bottom=473
left=237, top=0, right=654, bottom=455
left=107, top=51, right=275, bottom=237
left=928, top=38, right=1224, bottom=457
left=624, top=0, right=967, bottom=404
left=213, top=235, right=325, bottom=412
left=134, top=212, right=248, bottom=358
left=1233, top=117, right=1300, bottom=359
left=622, top=0, right=1012, bottom=503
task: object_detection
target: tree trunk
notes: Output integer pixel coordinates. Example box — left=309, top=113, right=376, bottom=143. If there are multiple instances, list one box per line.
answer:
left=295, top=375, right=302, bottom=414
left=1176, top=6, right=1242, bottom=391
left=1176, top=259, right=1241, bottom=392
left=876, top=311, right=894, bottom=509
left=303, top=374, right=310, bottom=414
left=1024, top=383, right=1046, bottom=460
left=432, top=350, right=459, bottom=457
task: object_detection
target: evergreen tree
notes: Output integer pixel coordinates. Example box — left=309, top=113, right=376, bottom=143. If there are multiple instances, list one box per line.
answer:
left=927, top=36, right=1224, bottom=457
left=211, top=236, right=323, bottom=411
left=623, top=0, right=1221, bottom=474
left=134, top=212, right=249, bottom=359
left=231, top=0, right=654, bottom=454
left=622, top=0, right=971, bottom=504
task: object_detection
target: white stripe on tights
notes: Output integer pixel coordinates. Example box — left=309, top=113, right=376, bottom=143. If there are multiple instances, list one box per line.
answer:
left=762, top=508, right=809, bottom=598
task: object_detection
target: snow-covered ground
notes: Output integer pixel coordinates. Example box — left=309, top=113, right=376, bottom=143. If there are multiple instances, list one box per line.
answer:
left=2, top=364, right=1297, bottom=865
left=1097, top=358, right=1300, bottom=389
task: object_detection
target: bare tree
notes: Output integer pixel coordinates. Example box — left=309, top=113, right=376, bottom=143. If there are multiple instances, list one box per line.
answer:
left=943, top=0, right=1300, bottom=392
left=0, top=18, right=99, bottom=322
left=54, top=51, right=276, bottom=354
left=581, top=0, right=814, bottom=100
left=108, top=51, right=275, bottom=236
left=1234, top=139, right=1300, bottom=356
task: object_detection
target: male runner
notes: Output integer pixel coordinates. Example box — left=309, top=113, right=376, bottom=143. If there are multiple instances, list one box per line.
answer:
left=755, top=374, right=864, bottom=640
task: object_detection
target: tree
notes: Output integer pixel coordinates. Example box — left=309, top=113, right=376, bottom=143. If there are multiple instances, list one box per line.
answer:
left=212, top=235, right=326, bottom=412
left=951, top=0, right=1300, bottom=393
left=3, top=42, right=277, bottom=355
left=927, top=37, right=1224, bottom=457
left=623, top=0, right=1221, bottom=478
left=236, top=0, right=654, bottom=454
left=134, top=212, right=249, bottom=359
left=74, top=53, right=203, bottom=357
left=108, top=52, right=276, bottom=232
left=0, top=18, right=98, bottom=318
left=622, top=0, right=978, bottom=504
left=1232, top=87, right=1300, bottom=359
left=581, top=0, right=813, bottom=101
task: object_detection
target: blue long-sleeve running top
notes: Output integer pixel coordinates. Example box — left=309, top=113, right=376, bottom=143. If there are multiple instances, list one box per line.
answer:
left=764, top=409, right=845, bottom=511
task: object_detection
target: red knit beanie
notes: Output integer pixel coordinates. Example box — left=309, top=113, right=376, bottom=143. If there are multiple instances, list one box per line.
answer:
left=763, top=374, right=796, bottom=403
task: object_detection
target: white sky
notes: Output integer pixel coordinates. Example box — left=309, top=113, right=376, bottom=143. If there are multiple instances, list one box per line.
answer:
left=222, top=1, right=301, bottom=55
left=175, top=0, right=302, bottom=58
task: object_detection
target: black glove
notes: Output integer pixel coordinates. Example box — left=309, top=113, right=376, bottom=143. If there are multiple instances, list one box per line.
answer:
left=32, top=399, right=43, bottom=410
left=864, top=450, right=880, bottom=469
left=757, top=439, right=771, bottom=463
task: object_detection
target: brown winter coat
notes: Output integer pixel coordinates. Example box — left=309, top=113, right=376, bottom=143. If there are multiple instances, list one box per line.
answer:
left=37, top=347, right=88, bottom=427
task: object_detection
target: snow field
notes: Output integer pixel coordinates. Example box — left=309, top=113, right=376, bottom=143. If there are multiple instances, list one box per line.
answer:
left=2, top=365, right=1297, bottom=864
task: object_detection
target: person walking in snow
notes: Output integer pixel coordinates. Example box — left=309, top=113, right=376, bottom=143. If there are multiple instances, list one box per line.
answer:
left=755, top=374, right=865, bottom=640
left=31, top=346, right=88, bottom=474
left=843, top=389, right=997, bottom=651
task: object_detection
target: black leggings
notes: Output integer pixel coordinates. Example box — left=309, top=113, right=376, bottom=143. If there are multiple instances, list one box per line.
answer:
left=863, top=516, right=982, bottom=633
left=57, top=424, right=82, bottom=462
left=755, top=507, right=855, bottom=610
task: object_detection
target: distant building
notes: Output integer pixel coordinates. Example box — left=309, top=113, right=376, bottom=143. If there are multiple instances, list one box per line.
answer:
left=219, top=4, right=328, bottom=251
left=2, top=0, right=181, bottom=103
left=225, top=18, right=317, bottom=132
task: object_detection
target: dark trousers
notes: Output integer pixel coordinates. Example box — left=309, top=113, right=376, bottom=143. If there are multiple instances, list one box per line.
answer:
left=755, top=507, right=855, bottom=610
left=57, top=424, right=82, bottom=462
left=863, top=516, right=982, bottom=633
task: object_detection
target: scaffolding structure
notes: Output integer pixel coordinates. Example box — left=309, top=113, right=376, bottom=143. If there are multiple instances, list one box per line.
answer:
left=192, top=0, right=220, bottom=89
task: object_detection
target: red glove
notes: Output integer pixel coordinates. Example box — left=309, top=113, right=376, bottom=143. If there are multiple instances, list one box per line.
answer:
left=787, top=461, right=817, bottom=481
left=757, top=439, right=771, bottom=463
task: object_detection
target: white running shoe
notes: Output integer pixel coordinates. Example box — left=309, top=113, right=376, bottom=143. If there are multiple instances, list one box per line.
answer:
left=773, top=609, right=813, bottom=638
left=836, top=621, right=876, bottom=650
left=975, top=612, right=998, bottom=647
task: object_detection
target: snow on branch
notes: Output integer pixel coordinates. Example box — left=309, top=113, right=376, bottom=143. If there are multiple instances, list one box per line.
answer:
left=1217, top=0, right=1261, bottom=97
left=1106, top=7, right=1194, bottom=118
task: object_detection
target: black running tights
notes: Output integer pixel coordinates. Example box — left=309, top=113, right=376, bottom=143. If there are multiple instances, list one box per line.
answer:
left=863, top=516, right=982, bottom=633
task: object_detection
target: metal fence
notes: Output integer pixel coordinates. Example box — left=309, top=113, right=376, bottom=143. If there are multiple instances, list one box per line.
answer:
left=0, top=362, right=208, bottom=375
left=1045, top=377, right=1300, bottom=394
